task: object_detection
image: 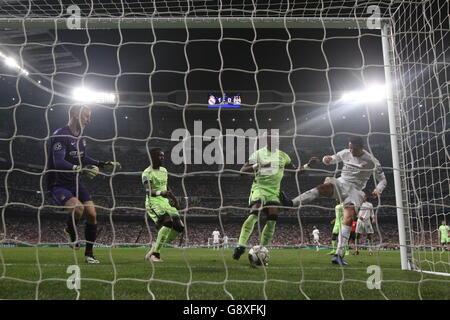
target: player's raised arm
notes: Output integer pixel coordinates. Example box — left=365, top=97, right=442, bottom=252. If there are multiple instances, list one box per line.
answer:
left=98, top=160, right=122, bottom=171
left=322, top=150, right=345, bottom=165
left=372, top=161, right=387, bottom=198
left=79, top=144, right=122, bottom=172
left=301, top=156, right=320, bottom=170
left=284, top=156, right=319, bottom=174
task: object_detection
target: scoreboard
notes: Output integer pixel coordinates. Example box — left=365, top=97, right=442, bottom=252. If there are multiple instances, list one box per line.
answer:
left=208, top=94, right=241, bottom=108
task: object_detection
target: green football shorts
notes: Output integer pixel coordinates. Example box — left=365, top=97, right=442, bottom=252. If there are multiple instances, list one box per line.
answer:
left=146, top=198, right=179, bottom=223
left=332, top=222, right=341, bottom=235
left=248, top=188, right=280, bottom=206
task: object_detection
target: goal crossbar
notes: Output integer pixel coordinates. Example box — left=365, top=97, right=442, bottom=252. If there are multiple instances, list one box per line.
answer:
left=0, top=17, right=388, bottom=30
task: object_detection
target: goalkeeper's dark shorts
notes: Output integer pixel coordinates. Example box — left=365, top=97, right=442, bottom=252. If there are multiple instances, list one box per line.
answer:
left=50, top=183, right=92, bottom=206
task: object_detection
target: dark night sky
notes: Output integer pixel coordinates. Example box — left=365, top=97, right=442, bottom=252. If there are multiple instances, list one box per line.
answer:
left=0, top=26, right=391, bottom=154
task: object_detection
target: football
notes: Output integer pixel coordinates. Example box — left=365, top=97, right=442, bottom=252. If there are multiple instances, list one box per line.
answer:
left=248, top=246, right=269, bottom=266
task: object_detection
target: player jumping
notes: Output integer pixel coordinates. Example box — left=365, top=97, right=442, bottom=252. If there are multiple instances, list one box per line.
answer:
left=288, top=136, right=387, bottom=265
left=232, top=130, right=319, bottom=261
left=142, top=148, right=184, bottom=262
left=47, top=104, right=122, bottom=264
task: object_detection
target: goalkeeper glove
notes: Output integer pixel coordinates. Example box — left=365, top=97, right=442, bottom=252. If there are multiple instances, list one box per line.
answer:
left=99, top=161, right=122, bottom=171
left=73, top=164, right=99, bottom=180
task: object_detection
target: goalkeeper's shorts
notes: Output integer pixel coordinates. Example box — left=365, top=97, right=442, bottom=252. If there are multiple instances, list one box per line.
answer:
left=248, top=188, right=281, bottom=207
left=50, top=183, right=92, bottom=206
left=146, top=199, right=179, bottom=224
left=441, top=237, right=449, bottom=244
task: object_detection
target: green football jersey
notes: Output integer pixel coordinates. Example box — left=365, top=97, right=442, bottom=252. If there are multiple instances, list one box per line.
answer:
left=142, top=166, right=169, bottom=206
left=248, top=147, right=291, bottom=194
left=439, top=225, right=450, bottom=237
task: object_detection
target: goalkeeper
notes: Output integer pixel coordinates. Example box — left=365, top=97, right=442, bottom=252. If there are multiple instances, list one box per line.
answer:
left=233, top=130, right=318, bottom=260
left=47, top=104, right=121, bottom=264
left=142, top=148, right=184, bottom=262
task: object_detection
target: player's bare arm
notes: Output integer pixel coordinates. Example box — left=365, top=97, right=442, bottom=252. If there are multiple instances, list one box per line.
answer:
left=165, top=189, right=180, bottom=209
left=144, top=179, right=174, bottom=202
left=240, top=161, right=271, bottom=173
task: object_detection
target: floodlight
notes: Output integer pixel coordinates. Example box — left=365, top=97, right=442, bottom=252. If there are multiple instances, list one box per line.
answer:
left=72, top=87, right=117, bottom=104
left=340, top=84, right=386, bottom=104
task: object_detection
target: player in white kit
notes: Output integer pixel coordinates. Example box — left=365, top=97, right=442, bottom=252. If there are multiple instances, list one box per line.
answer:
left=222, top=235, right=229, bottom=249
left=212, top=229, right=221, bottom=250
left=289, top=136, right=387, bottom=265
left=355, top=194, right=376, bottom=255
left=312, top=226, right=320, bottom=251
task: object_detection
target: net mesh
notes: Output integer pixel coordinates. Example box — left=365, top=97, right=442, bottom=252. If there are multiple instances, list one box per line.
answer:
left=0, top=0, right=449, bottom=300
left=391, top=1, right=449, bottom=273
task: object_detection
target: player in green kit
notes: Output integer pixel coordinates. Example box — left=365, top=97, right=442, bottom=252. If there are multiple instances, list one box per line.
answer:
left=438, top=221, right=450, bottom=251
left=142, top=148, right=184, bottom=262
left=328, top=201, right=343, bottom=255
left=233, top=130, right=318, bottom=261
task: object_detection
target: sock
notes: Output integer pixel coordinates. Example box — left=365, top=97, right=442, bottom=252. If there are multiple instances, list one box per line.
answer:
left=153, top=226, right=172, bottom=253
left=85, top=223, right=97, bottom=257
left=66, top=215, right=80, bottom=242
left=238, top=214, right=258, bottom=247
left=336, top=225, right=351, bottom=257
left=165, top=229, right=180, bottom=245
left=260, top=220, right=277, bottom=246
left=332, top=240, right=337, bottom=251
left=292, top=188, right=320, bottom=207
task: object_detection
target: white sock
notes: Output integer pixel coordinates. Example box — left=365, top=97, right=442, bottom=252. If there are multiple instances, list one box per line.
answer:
left=336, top=225, right=351, bottom=256
left=292, top=188, right=320, bottom=206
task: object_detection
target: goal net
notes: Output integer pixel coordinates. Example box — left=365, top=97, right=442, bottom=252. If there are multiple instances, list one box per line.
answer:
left=0, top=0, right=448, bottom=300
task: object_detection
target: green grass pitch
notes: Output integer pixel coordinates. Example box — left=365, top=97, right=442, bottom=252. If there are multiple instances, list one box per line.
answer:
left=0, top=247, right=449, bottom=300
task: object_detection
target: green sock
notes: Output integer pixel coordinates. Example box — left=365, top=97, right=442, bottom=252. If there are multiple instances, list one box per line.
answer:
left=332, top=240, right=337, bottom=251
left=153, top=226, right=171, bottom=253
left=238, top=214, right=258, bottom=246
left=260, top=220, right=277, bottom=246
left=165, top=229, right=180, bottom=245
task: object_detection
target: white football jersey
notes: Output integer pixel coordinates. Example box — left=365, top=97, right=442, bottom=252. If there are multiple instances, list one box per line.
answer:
left=327, top=149, right=387, bottom=193
left=312, top=229, right=320, bottom=239
left=358, top=201, right=374, bottom=222
left=212, top=230, right=220, bottom=240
